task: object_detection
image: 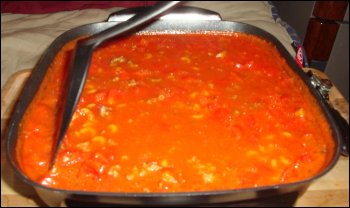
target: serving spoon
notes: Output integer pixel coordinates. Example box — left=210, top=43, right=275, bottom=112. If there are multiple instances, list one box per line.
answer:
left=51, top=1, right=181, bottom=168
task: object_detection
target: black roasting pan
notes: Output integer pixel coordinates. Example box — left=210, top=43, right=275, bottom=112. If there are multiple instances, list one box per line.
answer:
left=5, top=6, right=348, bottom=206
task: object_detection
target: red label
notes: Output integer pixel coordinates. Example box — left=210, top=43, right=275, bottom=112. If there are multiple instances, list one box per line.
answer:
left=295, top=46, right=303, bottom=68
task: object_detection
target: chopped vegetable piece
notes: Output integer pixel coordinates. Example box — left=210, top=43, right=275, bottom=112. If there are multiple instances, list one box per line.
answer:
left=110, top=56, right=126, bottom=66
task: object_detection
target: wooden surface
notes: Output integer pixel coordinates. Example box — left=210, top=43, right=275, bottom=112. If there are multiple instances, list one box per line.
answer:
left=313, top=1, right=349, bottom=21
left=303, top=1, right=348, bottom=62
left=1, top=69, right=349, bottom=207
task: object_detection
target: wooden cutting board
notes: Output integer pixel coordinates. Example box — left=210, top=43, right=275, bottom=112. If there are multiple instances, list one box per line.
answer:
left=1, top=69, right=349, bottom=207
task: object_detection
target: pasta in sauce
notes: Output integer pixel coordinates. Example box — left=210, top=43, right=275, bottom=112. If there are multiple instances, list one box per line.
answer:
left=17, top=32, right=334, bottom=192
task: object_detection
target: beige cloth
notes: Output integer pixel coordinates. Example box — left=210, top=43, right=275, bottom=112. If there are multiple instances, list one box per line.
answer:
left=1, top=1, right=295, bottom=89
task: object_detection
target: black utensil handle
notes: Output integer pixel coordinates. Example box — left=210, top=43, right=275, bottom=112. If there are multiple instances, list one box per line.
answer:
left=84, top=1, right=181, bottom=47
left=328, top=106, right=349, bottom=156
left=107, top=6, right=222, bottom=22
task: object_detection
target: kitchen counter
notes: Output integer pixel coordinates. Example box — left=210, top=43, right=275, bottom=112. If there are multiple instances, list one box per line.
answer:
left=1, top=68, right=349, bottom=207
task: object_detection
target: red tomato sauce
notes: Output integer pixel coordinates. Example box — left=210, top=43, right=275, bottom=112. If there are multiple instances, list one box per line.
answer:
left=16, top=32, right=335, bottom=192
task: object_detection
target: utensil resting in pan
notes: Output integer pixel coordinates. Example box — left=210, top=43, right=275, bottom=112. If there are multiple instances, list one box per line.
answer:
left=51, top=1, right=181, bottom=167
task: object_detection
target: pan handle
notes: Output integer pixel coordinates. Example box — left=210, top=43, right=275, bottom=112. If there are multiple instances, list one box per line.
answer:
left=328, top=105, right=349, bottom=156
left=306, top=70, right=349, bottom=156
left=107, top=6, right=222, bottom=22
